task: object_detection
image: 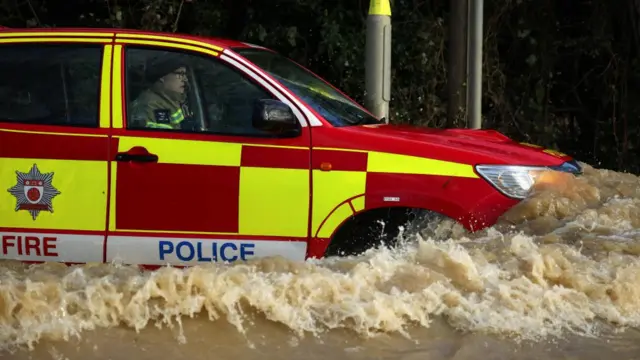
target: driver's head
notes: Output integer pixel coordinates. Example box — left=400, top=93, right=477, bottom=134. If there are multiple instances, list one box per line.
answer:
left=146, top=54, right=188, bottom=94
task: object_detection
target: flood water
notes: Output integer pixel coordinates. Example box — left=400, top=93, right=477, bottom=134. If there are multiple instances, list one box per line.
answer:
left=3, top=163, right=640, bottom=359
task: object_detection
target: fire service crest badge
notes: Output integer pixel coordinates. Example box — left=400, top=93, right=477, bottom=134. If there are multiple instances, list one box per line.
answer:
left=7, top=164, right=61, bottom=220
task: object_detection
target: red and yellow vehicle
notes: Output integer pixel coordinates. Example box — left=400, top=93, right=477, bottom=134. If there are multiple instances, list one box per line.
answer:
left=0, top=27, right=581, bottom=267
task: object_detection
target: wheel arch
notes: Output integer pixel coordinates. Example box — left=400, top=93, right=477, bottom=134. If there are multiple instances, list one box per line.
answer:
left=315, top=191, right=471, bottom=257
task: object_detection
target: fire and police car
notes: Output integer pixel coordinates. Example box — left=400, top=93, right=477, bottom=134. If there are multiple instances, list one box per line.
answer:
left=0, top=27, right=582, bottom=268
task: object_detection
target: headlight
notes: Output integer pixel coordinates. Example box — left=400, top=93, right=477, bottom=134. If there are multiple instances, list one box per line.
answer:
left=475, top=161, right=582, bottom=200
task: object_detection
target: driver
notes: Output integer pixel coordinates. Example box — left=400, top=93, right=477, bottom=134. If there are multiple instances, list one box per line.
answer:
left=129, top=54, right=196, bottom=130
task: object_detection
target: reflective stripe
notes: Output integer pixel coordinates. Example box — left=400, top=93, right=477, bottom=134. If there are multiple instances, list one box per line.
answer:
left=142, top=108, right=184, bottom=128
left=115, top=33, right=224, bottom=52
left=0, top=31, right=113, bottom=37
left=115, top=38, right=219, bottom=57
left=367, top=151, right=479, bottom=178
left=0, top=37, right=111, bottom=44
left=520, top=142, right=543, bottom=149
left=543, top=149, right=567, bottom=158
left=117, top=136, right=242, bottom=166
left=99, top=45, right=113, bottom=128
left=145, top=122, right=174, bottom=129
left=112, top=45, right=124, bottom=128
left=0, top=128, right=106, bottom=138
left=170, top=108, right=185, bottom=124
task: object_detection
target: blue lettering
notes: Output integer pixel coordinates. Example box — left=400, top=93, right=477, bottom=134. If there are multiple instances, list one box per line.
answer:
left=176, top=241, right=194, bottom=261
left=196, top=241, right=211, bottom=262
left=159, top=241, right=174, bottom=260
left=211, top=242, right=218, bottom=262
left=240, top=243, right=255, bottom=261
left=220, top=242, right=238, bottom=262
left=158, top=240, right=256, bottom=263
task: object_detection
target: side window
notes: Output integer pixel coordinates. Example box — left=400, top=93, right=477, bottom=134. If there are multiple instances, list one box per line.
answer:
left=0, top=43, right=103, bottom=127
left=124, top=46, right=277, bottom=136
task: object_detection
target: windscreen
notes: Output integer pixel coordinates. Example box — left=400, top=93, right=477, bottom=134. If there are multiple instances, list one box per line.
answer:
left=233, top=47, right=382, bottom=127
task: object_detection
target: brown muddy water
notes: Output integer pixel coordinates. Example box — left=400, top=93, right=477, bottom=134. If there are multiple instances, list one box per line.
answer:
left=3, top=163, right=640, bottom=360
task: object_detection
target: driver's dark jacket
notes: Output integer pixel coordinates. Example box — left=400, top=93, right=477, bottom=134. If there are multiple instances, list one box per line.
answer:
left=129, top=84, right=192, bottom=130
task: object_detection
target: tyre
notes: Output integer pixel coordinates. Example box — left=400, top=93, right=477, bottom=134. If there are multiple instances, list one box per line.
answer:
left=324, top=207, right=453, bottom=257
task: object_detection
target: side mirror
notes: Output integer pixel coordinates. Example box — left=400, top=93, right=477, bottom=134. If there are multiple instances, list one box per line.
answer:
left=252, top=99, right=301, bottom=136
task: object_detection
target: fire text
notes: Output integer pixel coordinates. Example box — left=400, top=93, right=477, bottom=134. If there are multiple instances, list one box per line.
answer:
left=1, top=235, right=58, bottom=257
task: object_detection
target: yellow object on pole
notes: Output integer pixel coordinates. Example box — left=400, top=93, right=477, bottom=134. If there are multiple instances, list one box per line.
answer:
left=365, top=0, right=392, bottom=122
left=369, top=0, right=391, bottom=16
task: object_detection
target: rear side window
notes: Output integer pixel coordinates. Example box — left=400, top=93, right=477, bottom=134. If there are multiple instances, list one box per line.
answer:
left=0, top=44, right=103, bottom=127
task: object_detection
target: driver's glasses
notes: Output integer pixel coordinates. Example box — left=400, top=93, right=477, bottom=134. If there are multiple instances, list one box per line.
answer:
left=173, top=70, right=188, bottom=79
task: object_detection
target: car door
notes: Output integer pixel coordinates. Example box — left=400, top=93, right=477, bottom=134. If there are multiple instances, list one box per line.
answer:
left=0, top=33, right=113, bottom=264
left=104, top=36, right=312, bottom=266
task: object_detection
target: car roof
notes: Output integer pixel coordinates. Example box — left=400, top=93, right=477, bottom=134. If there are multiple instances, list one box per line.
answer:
left=0, top=26, right=262, bottom=51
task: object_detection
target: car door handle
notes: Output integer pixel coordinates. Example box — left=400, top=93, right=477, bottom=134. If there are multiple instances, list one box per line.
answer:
left=115, top=146, right=158, bottom=163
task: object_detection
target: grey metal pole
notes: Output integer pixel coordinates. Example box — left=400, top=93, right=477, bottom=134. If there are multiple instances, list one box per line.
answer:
left=467, top=0, right=483, bottom=129
left=365, top=0, right=392, bottom=122
left=447, top=0, right=469, bottom=128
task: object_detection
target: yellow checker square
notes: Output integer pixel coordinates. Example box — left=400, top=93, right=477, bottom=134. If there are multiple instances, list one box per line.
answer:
left=238, top=167, right=309, bottom=237
left=0, top=158, right=108, bottom=231
left=311, top=170, right=367, bottom=235
left=118, top=137, right=242, bottom=166
left=367, top=151, right=478, bottom=178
